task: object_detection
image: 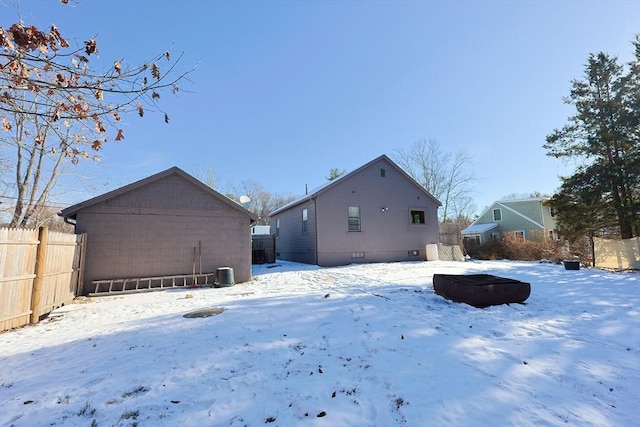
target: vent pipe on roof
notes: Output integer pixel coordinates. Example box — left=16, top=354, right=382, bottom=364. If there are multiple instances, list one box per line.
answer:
left=305, top=184, right=308, bottom=195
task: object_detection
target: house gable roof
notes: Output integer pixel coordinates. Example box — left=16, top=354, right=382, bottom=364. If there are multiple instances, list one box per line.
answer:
left=469, top=198, right=546, bottom=230
left=60, top=166, right=258, bottom=222
left=269, top=154, right=442, bottom=216
left=496, top=201, right=544, bottom=228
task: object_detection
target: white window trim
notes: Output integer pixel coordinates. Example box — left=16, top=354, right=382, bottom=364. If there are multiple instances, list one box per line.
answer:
left=348, top=206, right=361, bottom=232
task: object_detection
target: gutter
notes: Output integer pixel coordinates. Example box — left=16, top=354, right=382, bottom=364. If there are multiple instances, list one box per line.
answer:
left=59, top=212, right=76, bottom=227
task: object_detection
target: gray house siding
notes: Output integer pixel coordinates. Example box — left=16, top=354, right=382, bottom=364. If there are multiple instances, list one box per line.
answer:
left=63, top=168, right=256, bottom=295
left=272, top=200, right=316, bottom=264
left=271, top=155, right=441, bottom=267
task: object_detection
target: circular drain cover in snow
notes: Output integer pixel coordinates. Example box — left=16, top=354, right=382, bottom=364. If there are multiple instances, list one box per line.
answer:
left=183, top=307, right=225, bottom=318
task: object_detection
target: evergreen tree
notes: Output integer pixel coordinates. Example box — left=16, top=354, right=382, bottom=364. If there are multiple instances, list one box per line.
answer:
left=544, top=36, right=640, bottom=239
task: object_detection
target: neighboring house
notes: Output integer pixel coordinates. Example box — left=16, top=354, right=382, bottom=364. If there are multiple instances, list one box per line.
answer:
left=61, top=167, right=257, bottom=295
left=269, top=154, right=441, bottom=266
left=461, top=198, right=558, bottom=244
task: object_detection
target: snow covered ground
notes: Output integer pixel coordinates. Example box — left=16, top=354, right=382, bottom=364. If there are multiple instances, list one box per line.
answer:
left=1, top=260, right=639, bottom=427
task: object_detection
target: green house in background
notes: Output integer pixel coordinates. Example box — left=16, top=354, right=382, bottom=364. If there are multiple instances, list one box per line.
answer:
left=462, top=198, right=558, bottom=244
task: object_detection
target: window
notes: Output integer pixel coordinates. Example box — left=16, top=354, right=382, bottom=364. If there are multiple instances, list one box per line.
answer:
left=302, top=209, right=308, bottom=234
left=464, top=235, right=481, bottom=245
left=348, top=206, right=361, bottom=231
left=276, top=218, right=280, bottom=237
left=351, top=251, right=365, bottom=259
left=514, top=230, right=525, bottom=239
left=493, top=208, right=502, bottom=221
left=491, top=232, right=500, bottom=241
left=410, top=210, right=425, bottom=224
left=550, top=207, right=556, bottom=217
left=380, top=168, right=386, bottom=177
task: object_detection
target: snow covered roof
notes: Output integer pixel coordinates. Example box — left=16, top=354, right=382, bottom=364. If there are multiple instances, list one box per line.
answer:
left=461, top=222, right=498, bottom=234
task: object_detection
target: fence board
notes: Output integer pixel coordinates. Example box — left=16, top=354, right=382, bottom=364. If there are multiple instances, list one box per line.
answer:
left=0, top=228, right=38, bottom=331
left=0, top=227, right=84, bottom=331
left=594, top=237, right=640, bottom=270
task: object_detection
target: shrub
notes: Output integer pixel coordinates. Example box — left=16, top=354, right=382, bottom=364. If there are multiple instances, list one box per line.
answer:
left=465, top=233, right=577, bottom=263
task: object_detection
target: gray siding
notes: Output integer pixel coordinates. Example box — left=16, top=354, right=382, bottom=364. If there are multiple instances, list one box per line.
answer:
left=272, top=156, right=440, bottom=267
left=272, top=200, right=316, bottom=264
left=315, top=158, right=439, bottom=266
left=73, top=174, right=253, bottom=294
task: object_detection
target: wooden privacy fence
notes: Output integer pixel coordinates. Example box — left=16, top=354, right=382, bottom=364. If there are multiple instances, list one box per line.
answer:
left=252, top=234, right=276, bottom=264
left=594, top=236, right=640, bottom=270
left=0, top=227, right=86, bottom=331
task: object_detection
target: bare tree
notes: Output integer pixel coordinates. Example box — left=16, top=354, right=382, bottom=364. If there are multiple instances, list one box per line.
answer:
left=0, top=6, right=192, bottom=227
left=393, top=138, right=477, bottom=222
left=230, top=180, right=295, bottom=225
left=28, top=203, right=73, bottom=231
left=190, top=164, right=224, bottom=191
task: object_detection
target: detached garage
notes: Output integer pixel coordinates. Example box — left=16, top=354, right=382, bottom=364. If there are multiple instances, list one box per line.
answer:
left=61, top=167, right=257, bottom=295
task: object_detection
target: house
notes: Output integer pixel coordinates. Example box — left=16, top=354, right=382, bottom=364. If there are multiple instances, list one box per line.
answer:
left=268, top=155, right=441, bottom=266
left=60, top=167, right=257, bottom=295
left=461, top=197, right=558, bottom=245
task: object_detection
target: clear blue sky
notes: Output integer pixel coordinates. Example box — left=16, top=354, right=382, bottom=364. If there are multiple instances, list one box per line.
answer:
left=4, top=0, right=639, bottom=215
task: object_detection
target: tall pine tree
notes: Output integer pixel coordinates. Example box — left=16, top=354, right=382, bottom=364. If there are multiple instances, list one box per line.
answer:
left=544, top=36, right=640, bottom=239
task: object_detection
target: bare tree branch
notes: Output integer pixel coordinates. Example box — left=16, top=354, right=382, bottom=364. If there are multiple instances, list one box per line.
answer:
left=393, top=138, right=477, bottom=222
left=0, top=12, right=193, bottom=226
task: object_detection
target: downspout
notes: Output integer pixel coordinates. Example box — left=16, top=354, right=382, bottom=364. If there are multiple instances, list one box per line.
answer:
left=313, top=197, right=318, bottom=265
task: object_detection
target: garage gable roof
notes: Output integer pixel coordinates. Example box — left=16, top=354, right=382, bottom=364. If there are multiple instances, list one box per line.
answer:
left=60, top=166, right=258, bottom=222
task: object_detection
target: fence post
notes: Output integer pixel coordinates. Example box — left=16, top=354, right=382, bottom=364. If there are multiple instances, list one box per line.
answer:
left=30, top=226, right=48, bottom=324
left=76, top=233, right=87, bottom=295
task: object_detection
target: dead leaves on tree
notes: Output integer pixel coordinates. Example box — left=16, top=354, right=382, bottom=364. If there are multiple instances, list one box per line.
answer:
left=0, top=13, right=188, bottom=169
left=84, top=38, right=97, bottom=55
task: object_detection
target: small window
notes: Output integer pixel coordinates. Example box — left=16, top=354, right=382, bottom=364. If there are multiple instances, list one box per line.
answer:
left=408, top=250, right=419, bottom=257
left=550, top=207, right=556, bottom=217
left=410, top=210, right=425, bottom=224
left=491, top=232, right=500, bottom=241
left=351, top=251, right=365, bottom=259
left=380, top=168, right=386, bottom=177
left=276, top=218, right=280, bottom=237
left=514, top=230, right=525, bottom=239
left=348, top=206, right=361, bottom=232
left=302, top=209, right=308, bottom=234
left=493, top=209, right=502, bottom=221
